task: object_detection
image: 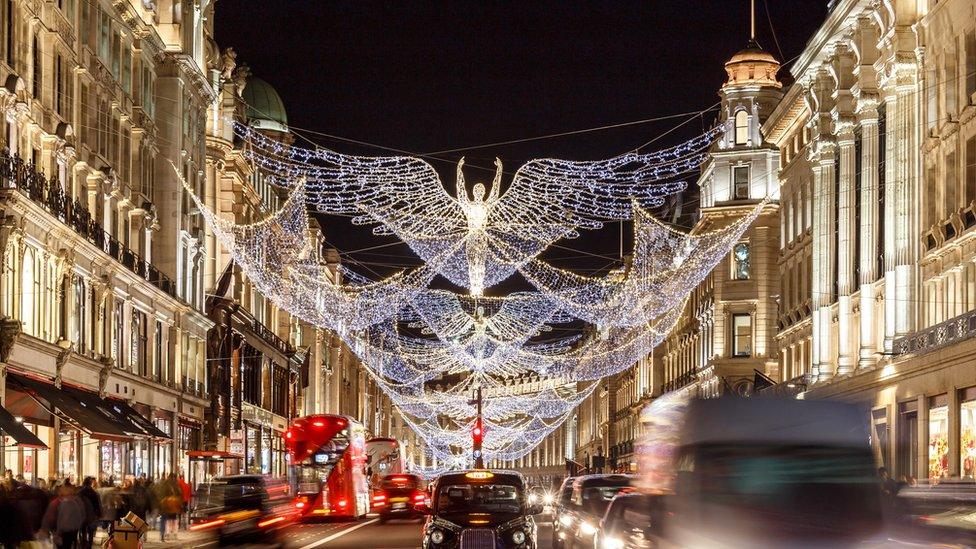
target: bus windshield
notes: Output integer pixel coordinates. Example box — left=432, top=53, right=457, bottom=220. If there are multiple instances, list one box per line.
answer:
left=294, top=434, right=350, bottom=494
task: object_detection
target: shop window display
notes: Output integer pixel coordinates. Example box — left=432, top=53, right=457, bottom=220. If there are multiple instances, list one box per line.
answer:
left=929, top=397, right=949, bottom=481
left=961, top=390, right=976, bottom=478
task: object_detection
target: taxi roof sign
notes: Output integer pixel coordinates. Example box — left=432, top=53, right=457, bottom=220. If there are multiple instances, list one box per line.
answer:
left=464, top=471, right=494, bottom=480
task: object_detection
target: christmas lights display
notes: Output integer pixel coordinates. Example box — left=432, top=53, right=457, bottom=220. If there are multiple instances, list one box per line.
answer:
left=182, top=121, right=761, bottom=463
left=233, top=122, right=722, bottom=295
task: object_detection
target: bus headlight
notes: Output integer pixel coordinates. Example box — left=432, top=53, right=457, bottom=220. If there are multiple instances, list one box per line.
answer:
left=602, top=536, right=624, bottom=549
left=429, top=530, right=445, bottom=544
left=559, top=515, right=573, bottom=527
left=580, top=521, right=597, bottom=536
left=512, top=530, right=526, bottom=545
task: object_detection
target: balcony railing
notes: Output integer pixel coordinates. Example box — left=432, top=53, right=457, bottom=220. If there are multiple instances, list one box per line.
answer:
left=0, top=149, right=178, bottom=299
left=894, top=310, right=976, bottom=357
left=756, top=374, right=807, bottom=397
left=663, top=369, right=698, bottom=393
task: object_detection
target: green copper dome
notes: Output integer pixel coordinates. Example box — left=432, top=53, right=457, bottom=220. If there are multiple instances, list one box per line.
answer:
left=242, top=77, right=289, bottom=133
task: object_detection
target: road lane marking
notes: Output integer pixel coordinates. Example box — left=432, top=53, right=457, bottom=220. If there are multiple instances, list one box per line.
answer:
left=296, top=519, right=379, bottom=549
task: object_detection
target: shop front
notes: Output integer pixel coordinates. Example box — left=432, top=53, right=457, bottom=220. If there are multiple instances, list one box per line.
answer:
left=3, top=371, right=171, bottom=485
left=241, top=403, right=286, bottom=476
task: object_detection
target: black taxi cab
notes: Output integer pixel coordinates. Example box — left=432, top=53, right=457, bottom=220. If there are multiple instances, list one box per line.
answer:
left=417, top=469, right=544, bottom=549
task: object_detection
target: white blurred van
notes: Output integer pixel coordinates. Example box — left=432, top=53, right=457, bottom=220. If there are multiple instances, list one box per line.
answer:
left=636, top=393, right=883, bottom=548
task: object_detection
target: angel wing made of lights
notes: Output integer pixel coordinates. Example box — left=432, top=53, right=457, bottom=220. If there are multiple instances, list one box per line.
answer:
left=234, top=122, right=721, bottom=294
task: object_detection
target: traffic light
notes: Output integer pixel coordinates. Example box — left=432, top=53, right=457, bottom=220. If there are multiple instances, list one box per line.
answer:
left=472, top=418, right=484, bottom=444
left=472, top=417, right=484, bottom=467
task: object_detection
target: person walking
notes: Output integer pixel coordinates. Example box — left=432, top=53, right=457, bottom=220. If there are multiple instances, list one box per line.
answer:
left=42, top=485, right=87, bottom=549
left=177, top=475, right=192, bottom=530
left=155, top=474, right=183, bottom=541
left=77, top=477, right=102, bottom=549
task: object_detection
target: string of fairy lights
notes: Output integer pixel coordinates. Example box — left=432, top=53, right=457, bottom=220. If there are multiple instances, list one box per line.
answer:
left=182, top=117, right=763, bottom=463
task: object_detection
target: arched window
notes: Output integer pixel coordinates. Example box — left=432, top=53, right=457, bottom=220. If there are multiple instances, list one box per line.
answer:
left=734, top=109, right=749, bottom=145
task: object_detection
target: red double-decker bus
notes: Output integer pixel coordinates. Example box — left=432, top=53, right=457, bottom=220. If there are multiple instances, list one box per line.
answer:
left=285, top=414, right=369, bottom=519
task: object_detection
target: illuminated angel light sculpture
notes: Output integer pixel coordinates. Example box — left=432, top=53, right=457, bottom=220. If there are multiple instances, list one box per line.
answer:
left=179, top=123, right=769, bottom=463
left=234, top=122, right=723, bottom=294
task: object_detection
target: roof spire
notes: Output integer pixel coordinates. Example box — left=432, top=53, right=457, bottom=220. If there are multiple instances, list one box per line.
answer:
left=750, top=0, right=756, bottom=40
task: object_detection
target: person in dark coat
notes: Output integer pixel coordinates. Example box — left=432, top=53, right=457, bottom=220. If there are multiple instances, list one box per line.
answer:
left=0, top=488, right=32, bottom=549
left=78, top=477, right=102, bottom=549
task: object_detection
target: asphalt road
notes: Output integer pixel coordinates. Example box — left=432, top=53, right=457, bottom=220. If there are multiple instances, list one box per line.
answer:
left=278, top=514, right=554, bottom=549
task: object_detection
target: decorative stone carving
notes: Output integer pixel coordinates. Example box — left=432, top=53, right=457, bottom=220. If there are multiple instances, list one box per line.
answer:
left=231, top=63, right=252, bottom=97
left=220, top=48, right=238, bottom=82
left=54, top=344, right=74, bottom=388
left=0, top=316, right=22, bottom=363
left=98, top=356, right=115, bottom=398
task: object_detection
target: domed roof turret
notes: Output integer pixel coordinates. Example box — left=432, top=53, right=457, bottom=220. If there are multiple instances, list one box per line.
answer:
left=723, top=39, right=782, bottom=90
left=242, top=77, right=289, bottom=134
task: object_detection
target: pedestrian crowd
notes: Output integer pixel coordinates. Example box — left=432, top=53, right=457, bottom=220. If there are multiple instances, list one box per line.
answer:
left=0, top=469, right=192, bottom=549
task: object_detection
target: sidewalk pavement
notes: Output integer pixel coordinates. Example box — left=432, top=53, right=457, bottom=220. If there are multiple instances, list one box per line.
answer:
left=92, top=528, right=213, bottom=548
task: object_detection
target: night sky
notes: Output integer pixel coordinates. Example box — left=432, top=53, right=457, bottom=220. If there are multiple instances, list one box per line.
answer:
left=214, top=0, right=828, bottom=286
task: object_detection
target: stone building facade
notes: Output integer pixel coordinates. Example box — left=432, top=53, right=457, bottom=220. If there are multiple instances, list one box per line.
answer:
left=0, top=0, right=212, bottom=485
left=521, top=0, right=976, bottom=484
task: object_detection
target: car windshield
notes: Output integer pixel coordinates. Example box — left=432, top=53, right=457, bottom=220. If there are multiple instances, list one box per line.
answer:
left=582, top=485, right=629, bottom=516
left=437, top=483, right=522, bottom=515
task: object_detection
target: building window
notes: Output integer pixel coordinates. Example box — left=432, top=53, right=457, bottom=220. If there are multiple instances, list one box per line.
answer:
left=73, top=277, right=86, bottom=353
left=154, top=320, right=164, bottom=381
left=31, top=34, right=40, bottom=99
left=21, top=248, right=35, bottom=336
left=967, top=31, right=976, bottom=103
left=733, top=165, right=749, bottom=200
left=131, top=310, right=147, bottom=376
left=730, top=314, right=752, bottom=357
left=113, top=302, right=124, bottom=367
left=929, top=394, right=949, bottom=480
left=3, top=0, right=14, bottom=65
left=732, top=243, right=750, bottom=280
left=734, top=110, right=749, bottom=145
left=966, top=136, right=976, bottom=206
left=960, top=387, right=976, bottom=477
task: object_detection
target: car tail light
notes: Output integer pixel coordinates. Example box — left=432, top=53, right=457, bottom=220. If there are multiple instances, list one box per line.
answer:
left=257, top=516, right=285, bottom=529
left=413, top=493, right=425, bottom=502
left=372, top=493, right=387, bottom=501
left=189, top=518, right=225, bottom=531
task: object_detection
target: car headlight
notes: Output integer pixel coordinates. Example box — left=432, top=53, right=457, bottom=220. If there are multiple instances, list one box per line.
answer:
left=559, top=515, right=573, bottom=527
left=429, top=530, right=445, bottom=544
left=580, top=521, right=598, bottom=536
left=602, top=536, right=624, bottom=549
left=512, top=530, right=526, bottom=545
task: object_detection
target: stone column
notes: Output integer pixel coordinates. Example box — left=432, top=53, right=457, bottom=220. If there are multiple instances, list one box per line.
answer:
left=857, top=102, right=880, bottom=369
left=836, top=125, right=856, bottom=375
left=811, top=143, right=836, bottom=381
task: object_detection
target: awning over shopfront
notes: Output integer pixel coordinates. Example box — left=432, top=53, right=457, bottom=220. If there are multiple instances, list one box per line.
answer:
left=0, top=405, right=47, bottom=448
left=61, top=385, right=170, bottom=439
left=7, top=373, right=132, bottom=441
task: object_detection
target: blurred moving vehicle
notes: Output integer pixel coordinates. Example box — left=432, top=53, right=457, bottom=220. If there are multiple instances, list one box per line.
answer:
left=418, top=469, right=544, bottom=549
left=594, top=493, right=656, bottom=549
left=374, top=473, right=426, bottom=523
left=636, top=393, right=884, bottom=548
left=527, top=485, right=552, bottom=510
left=551, top=476, right=576, bottom=549
left=557, top=474, right=634, bottom=549
left=894, top=478, right=976, bottom=546
left=285, top=414, right=370, bottom=519
left=189, top=474, right=296, bottom=547
left=366, top=437, right=408, bottom=510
